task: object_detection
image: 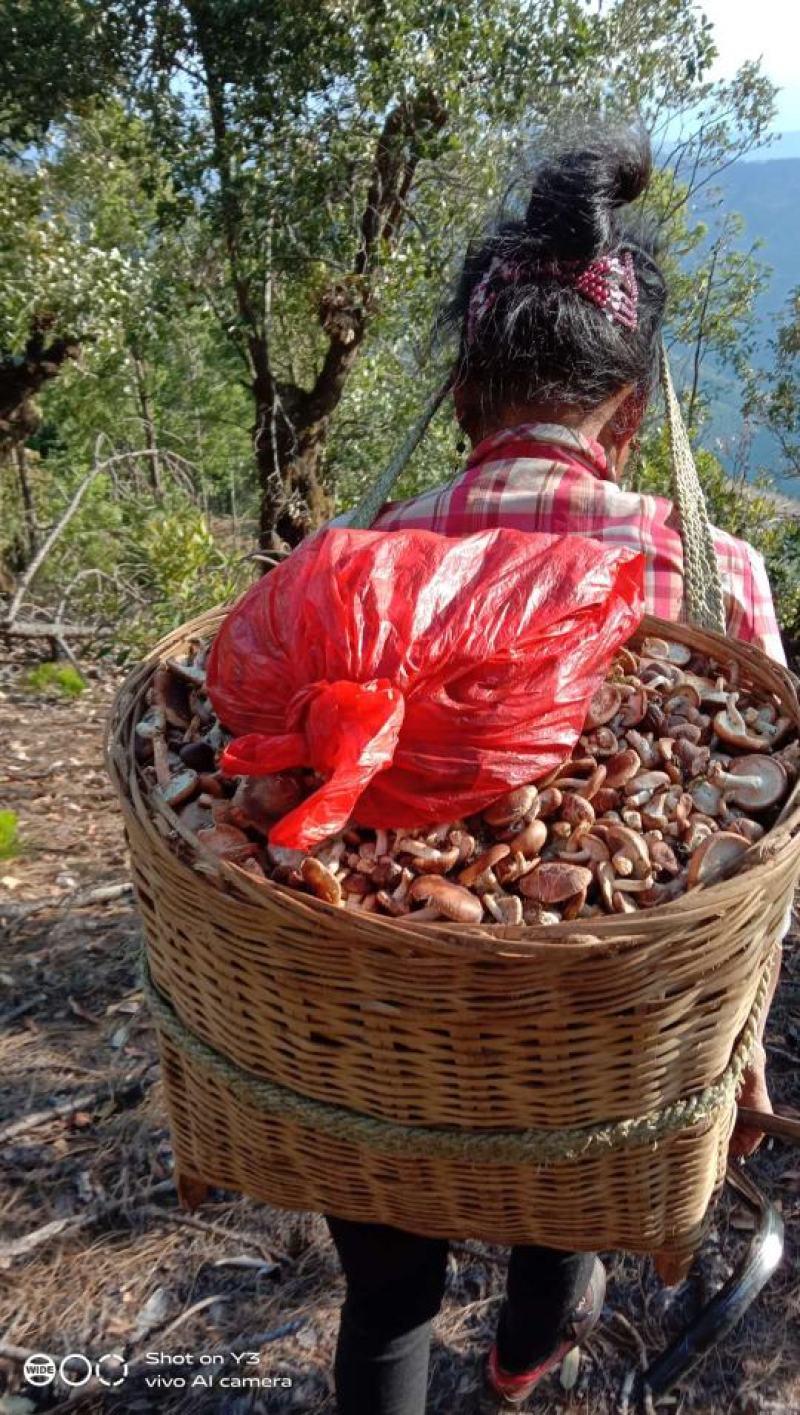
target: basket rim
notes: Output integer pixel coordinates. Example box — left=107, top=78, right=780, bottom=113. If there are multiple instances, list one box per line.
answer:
left=106, top=604, right=800, bottom=958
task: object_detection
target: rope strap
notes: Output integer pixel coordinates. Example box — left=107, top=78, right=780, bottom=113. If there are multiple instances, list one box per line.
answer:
left=142, top=954, right=773, bottom=1168
left=660, top=342, right=726, bottom=635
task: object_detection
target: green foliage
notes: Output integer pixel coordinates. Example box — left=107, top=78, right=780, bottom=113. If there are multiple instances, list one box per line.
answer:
left=0, top=0, right=133, bottom=152
left=118, top=507, right=250, bottom=641
left=0, top=811, right=19, bottom=860
left=744, top=288, right=800, bottom=479
left=0, top=0, right=794, bottom=654
left=25, top=663, right=86, bottom=697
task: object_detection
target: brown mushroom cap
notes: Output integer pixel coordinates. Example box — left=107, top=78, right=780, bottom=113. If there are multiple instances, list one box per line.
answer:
left=408, top=876, right=484, bottom=923
left=714, top=696, right=772, bottom=752
left=508, top=819, right=548, bottom=856
left=649, top=839, right=680, bottom=876
left=593, top=822, right=651, bottom=877
left=301, top=856, right=343, bottom=906
left=519, top=862, right=593, bottom=903
left=591, top=786, right=621, bottom=814
left=196, top=823, right=260, bottom=863
left=559, top=793, right=595, bottom=830
left=614, top=647, right=639, bottom=675
left=556, top=832, right=610, bottom=865
left=712, top=754, right=787, bottom=811
left=686, top=831, right=749, bottom=888
left=234, top=772, right=306, bottom=825
left=663, top=685, right=701, bottom=714
left=688, top=777, right=726, bottom=818
left=585, top=684, right=622, bottom=729
left=641, top=636, right=692, bottom=667
left=619, top=688, right=648, bottom=727
left=458, top=843, right=511, bottom=886
left=483, top=785, right=538, bottom=828
left=624, top=770, right=671, bottom=797
left=604, top=748, right=641, bottom=788
left=584, top=726, right=618, bottom=756
left=682, top=673, right=729, bottom=706
left=536, top=786, right=563, bottom=818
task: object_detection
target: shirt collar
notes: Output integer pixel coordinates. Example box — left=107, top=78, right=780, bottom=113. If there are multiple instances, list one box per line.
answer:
left=465, top=422, right=612, bottom=482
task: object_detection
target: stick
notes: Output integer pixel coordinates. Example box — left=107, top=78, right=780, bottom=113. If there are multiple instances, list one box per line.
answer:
left=141, top=1204, right=291, bottom=1265
left=0, top=1066, right=154, bottom=1144
left=1, top=759, right=68, bottom=781
left=0, top=992, right=47, bottom=1025
left=155, top=1293, right=229, bottom=1345
left=0, top=619, right=106, bottom=639
left=737, top=1105, right=800, bottom=1145
left=4, top=468, right=105, bottom=626
left=0, top=1342, right=35, bottom=1365
left=2, top=879, right=133, bottom=934
left=0, top=1179, right=175, bottom=1264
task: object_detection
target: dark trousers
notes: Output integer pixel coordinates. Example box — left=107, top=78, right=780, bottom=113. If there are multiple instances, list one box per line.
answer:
left=326, top=1216, right=595, bottom=1415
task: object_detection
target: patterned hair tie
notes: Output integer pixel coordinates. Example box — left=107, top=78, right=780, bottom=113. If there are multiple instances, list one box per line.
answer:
left=466, top=249, right=639, bottom=344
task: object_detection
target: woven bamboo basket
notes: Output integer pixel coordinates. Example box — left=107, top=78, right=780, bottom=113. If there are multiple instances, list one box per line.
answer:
left=107, top=607, right=800, bottom=1280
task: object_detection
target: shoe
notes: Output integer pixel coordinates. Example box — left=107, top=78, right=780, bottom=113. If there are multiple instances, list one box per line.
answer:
left=485, top=1256, right=606, bottom=1407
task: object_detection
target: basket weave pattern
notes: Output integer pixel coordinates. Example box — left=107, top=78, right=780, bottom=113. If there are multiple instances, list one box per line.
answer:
left=108, top=609, right=800, bottom=1265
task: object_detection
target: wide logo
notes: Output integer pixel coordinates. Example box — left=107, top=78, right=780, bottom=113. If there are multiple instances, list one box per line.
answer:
left=23, top=1352, right=128, bottom=1389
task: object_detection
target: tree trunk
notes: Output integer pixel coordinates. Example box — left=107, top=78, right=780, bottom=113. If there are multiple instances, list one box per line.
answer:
left=254, top=378, right=334, bottom=551
left=131, top=352, right=162, bottom=495
left=256, top=286, right=369, bottom=549
left=15, top=445, right=39, bottom=559
left=0, top=322, right=80, bottom=453
left=191, top=14, right=446, bottom=552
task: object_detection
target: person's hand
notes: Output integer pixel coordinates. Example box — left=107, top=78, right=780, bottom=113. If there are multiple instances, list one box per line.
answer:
left=731, top=1042, right=772, bottom=1159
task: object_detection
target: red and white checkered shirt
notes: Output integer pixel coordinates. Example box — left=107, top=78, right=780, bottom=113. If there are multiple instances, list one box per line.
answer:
left=372, top=423, right=785, bottom=665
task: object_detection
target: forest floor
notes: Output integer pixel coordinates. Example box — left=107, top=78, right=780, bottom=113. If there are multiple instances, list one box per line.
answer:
left=1, top=663, right=799, bottom=1415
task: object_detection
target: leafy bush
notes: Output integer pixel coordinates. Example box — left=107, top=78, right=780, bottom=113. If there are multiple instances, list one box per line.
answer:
left=112, top=504, right=252, bottom=658
left=0, top=811, right=19, bottom=860
left=5, top=460, right=254, bottom=661
left=25, top=662, right=86, bottom=696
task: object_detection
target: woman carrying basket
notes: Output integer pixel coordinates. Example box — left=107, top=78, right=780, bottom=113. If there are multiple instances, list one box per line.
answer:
left=327, top=125, right=783, bottom=1413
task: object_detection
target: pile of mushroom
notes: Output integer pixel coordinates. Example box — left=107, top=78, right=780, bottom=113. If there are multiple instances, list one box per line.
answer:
left=136, top=634, right=798, bottom=925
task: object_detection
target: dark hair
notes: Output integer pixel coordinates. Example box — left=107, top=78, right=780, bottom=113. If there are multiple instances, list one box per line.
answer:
left=450, top=123, right=667, bottom=418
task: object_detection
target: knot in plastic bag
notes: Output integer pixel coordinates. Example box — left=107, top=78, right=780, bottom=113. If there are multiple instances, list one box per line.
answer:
left=207, top=527, right=645, bottom=849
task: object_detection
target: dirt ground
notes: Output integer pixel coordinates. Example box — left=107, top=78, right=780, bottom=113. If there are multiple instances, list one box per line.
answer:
left=1, top=663, right=799, bottom=1415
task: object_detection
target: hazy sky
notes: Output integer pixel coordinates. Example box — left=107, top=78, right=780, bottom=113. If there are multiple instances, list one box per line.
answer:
left=700, top=0, right=800, bottom=132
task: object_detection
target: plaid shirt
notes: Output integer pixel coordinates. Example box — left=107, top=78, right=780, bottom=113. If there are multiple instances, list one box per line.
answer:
left=372, top=423, right=785, bottom=664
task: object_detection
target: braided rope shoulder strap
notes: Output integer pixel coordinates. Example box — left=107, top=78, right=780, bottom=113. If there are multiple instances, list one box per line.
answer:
left=660, top=341, right=726, bottom=634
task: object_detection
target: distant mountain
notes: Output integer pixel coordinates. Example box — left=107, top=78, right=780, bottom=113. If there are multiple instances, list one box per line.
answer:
left=677, top=145, right=800, bottom=487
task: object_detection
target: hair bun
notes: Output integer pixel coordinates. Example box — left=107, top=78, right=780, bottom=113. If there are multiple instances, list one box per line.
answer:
left=524, top=123, right=652, bottom=261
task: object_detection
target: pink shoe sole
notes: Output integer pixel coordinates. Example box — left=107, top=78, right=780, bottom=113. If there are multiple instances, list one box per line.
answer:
left=485, top=1256, right=606, bottom=1407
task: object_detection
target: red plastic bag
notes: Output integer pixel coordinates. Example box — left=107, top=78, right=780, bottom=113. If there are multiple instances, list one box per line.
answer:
left=206, top=528, right=644, bottom=849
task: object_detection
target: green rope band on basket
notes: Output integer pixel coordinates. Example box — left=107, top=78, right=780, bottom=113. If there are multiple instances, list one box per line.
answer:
left=141, top=954, right=772, bottom=1167
left=661, top=341, right=726, bottom=635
